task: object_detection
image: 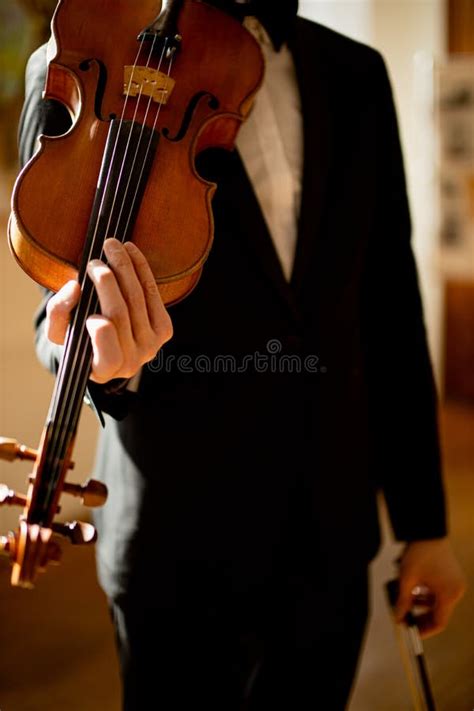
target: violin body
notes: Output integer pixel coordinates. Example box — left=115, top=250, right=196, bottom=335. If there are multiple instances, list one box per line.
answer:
left=9, top=0, right=264, bottom=304
left=1, top=0, right=264, bottom=587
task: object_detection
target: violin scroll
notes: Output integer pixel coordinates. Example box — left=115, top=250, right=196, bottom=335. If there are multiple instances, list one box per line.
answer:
left=0, top=432, right=108, bottom=587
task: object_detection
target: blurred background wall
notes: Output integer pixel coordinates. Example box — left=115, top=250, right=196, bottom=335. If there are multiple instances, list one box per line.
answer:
left=0, top=1, right=473, bottom=710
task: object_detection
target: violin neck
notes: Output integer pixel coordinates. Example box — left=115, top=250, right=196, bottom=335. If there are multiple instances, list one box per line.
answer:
left=28, top=118, right=158, bottom=526
left=28, top=291, right=95, bottom=526
left=28, top=118, right=160, bottom=526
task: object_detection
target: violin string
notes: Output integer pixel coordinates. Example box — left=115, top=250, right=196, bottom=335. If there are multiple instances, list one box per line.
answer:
left=42, top=37, right=156, bottom=506
left=45, top=37, right=173, bottom=509
left=107, top=39, right=168, bottom=245
left=65, top=33, right=169, bottom=395
left=51, top=37, right=150, bottom=395
left=120, top=52, right=175, bottom=244
left=61, top=35, right=167, bottom=399
left=50, top=38, right=168, bottom=460
left=45, top=38, right=155, bottom=488
left=52, top=35, right=148, bottom=403
left=62, top=47, right=175, bottom=451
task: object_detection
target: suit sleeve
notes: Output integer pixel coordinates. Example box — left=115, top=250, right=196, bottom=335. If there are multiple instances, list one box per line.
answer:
left=364, top=53, right=447, bottom=542
left=20, top=44, right=133, bottom=421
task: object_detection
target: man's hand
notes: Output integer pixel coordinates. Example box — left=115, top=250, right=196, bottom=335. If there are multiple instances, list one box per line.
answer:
left=394, top=537, right=467, bottom=639
left=46, top=238, right=173, bottom=383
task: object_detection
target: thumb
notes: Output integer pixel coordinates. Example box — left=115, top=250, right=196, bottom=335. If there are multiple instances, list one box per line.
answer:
left=46, top=280, right=81, bottom=344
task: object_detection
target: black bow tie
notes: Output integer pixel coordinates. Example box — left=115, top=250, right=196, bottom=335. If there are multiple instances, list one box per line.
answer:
left=205, top=0, right=298, bottom=51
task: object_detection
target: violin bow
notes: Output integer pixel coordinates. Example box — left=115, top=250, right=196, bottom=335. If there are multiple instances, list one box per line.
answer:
left=385, top=578, right=437, bottom=711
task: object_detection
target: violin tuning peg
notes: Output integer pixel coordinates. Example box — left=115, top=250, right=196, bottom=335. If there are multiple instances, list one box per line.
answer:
left=52, top=520, right=97, bottom=545
left=62, top=479, right=108, bottom=507
left=0, top=484, right=27, bottom=507
left=0, top=437, right=37, bottom=463
left=0, top=438, right=74, bottom=469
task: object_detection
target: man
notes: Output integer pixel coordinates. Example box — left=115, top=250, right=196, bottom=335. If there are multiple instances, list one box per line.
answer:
left=20, top=1, right=465, bottom=709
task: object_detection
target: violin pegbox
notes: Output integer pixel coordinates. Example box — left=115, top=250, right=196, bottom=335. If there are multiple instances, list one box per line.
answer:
left=0, top=436, right=108, bottom=587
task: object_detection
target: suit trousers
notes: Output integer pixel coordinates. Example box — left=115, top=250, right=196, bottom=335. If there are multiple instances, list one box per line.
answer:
left=109, top=561, right=369, bottom=711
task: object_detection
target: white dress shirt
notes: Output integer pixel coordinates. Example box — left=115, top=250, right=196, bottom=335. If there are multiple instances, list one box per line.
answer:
left=236, top=16, right=304, bottom=281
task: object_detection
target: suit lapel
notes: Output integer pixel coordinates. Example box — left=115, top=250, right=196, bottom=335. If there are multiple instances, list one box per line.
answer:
left=290, top=18, right=333, bottom=293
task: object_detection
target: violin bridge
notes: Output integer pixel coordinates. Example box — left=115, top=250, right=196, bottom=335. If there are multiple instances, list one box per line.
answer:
left=123, top=66, right=176, bottom=105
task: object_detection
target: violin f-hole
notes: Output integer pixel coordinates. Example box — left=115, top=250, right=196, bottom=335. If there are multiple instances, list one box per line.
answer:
left=79, top=58, right=115, bottom=120
left=162, top=91, right=219, bottom=142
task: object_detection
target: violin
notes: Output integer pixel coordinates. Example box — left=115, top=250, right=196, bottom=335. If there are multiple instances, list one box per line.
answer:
left=0, top=0, right=264, bottom=588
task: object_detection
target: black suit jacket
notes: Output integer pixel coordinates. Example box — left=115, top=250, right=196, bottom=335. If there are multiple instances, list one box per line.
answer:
left=21, top=17, right=446, bottom=601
